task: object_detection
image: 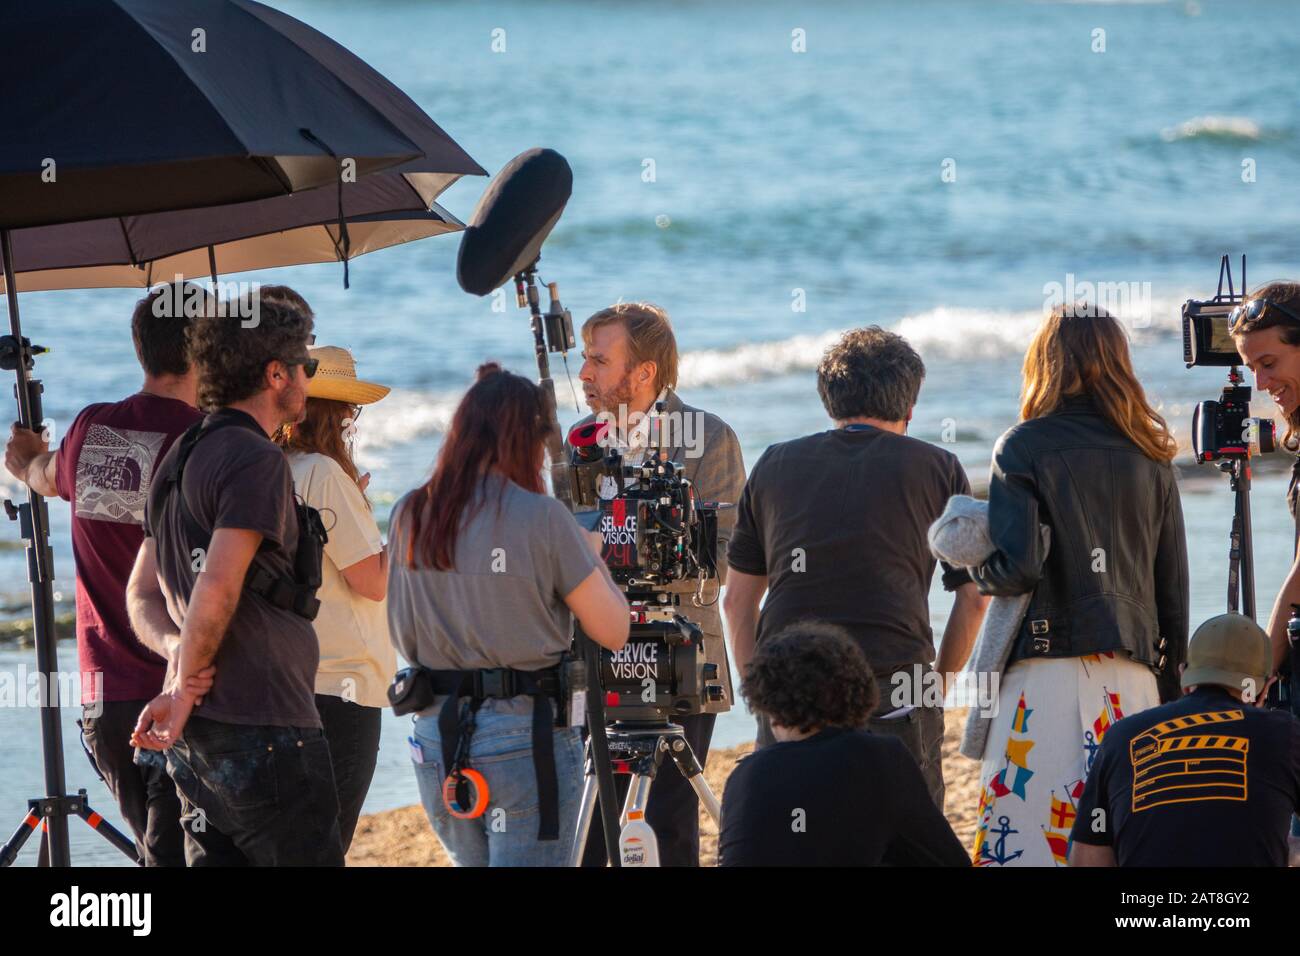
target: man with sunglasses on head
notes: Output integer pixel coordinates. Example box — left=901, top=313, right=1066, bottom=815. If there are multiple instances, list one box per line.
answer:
left=1231, top=283, right=1300, bottom=682
left=126, top=286, right=344, bottom=866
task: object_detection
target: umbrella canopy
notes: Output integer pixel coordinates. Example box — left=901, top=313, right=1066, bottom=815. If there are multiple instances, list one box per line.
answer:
left=0, top=176, right=464, bottom=293
left=0, top=0, right=484, bottom=230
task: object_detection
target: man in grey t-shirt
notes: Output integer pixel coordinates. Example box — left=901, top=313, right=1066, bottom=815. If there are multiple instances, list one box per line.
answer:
left=128, top=288, right=344, bottom=866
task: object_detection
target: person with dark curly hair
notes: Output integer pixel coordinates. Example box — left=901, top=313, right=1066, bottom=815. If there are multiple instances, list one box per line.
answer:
left=718, top=621, right=968, bottom=866
left=127, top=286, right=345, bottom=866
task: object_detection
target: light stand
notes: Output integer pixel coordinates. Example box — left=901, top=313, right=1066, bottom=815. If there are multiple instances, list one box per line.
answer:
left=0, top=230, right=138, bottom=867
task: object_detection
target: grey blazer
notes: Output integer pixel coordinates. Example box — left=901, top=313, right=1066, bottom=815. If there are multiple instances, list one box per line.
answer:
left=567, top=388, right=746, bottom=714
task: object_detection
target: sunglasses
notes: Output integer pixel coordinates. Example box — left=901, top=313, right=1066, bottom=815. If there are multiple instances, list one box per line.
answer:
left=1228, top=297, right=1300, bottom=333
left=284, top=357, right=319, bottom=378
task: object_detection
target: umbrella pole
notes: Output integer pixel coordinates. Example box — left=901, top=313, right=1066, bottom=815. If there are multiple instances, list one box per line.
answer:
left=0, top=229, right=71, bottom=866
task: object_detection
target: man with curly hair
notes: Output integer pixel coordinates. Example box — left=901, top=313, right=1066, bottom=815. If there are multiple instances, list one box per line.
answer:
left=718, top=622, right=967, bottom=866
left=724, top=325, right=988, bottom=809
left=126, top=286, right=344, bottom=866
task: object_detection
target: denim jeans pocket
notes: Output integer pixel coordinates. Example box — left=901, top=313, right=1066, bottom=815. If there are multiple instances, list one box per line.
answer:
left=193, top=745, right=279, bottom=814
left=410, top=725, right=448, bottom=821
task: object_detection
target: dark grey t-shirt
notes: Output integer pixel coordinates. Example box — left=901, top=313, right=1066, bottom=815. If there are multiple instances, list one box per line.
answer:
left=726, top=426, right=971, bottom=677
left=145, top=408, right=320, bottom=728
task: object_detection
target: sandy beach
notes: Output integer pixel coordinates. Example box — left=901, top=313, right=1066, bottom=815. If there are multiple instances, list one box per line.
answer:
left=347, top=708, right=980, bottom=866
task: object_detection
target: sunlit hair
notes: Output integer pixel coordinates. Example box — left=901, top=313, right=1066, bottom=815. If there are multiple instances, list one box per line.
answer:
left=400, top=363, right=553, bottom=571
left=1020, top=305, right=1176, bottom=463
left=275, top=398, right=368, bottom=509
left=581, top=302, right=679, bottom=395
left=1228, top=281, right=1300, bottom=451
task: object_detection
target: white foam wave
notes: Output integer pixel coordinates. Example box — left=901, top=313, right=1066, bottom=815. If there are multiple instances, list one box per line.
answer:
left=677, top=330, right=843, bottom=389
left=352, top=387, right=461, bottom=454
left=682, top=298, right=1187, bottom=385
left=354, top=298, right=1192, bottom=447
left=1161, top=115, right=1261, bottom=143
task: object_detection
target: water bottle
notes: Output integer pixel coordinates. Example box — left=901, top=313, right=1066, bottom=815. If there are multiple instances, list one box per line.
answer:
left=618, top=810, right=660, bottom=867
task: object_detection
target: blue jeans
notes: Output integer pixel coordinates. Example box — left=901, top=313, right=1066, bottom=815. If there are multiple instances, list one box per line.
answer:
left=411, top=702, right=583, bottom=867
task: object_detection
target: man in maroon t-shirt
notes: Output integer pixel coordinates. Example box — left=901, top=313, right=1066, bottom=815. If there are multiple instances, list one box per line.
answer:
left=4, top=282, right=207, bottom=866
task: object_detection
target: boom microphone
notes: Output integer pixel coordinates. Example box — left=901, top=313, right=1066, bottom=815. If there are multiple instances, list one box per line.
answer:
left=456, top=148, right=573, bottom=296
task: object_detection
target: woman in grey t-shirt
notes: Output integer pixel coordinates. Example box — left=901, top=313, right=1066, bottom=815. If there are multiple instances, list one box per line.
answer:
left=387, top=363, right=628, bottom=867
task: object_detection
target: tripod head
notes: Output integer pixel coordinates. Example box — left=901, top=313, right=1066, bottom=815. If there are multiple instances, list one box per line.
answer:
left=0, top=334, right=46, bottom=372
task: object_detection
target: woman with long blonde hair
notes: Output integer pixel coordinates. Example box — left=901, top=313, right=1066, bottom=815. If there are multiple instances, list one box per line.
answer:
left=967, top=304, right=1188, bottom=867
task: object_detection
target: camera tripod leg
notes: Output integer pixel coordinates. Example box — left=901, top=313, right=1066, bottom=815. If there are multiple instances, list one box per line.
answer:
left=74, top=792, right=139, bottom=862
left=568, top=773, right=599, bottom=867
left=621, top=773, right=653, bottom=826
left=0, top=808, right=41, bottom=868
left=0, top=791, right=139, bottom=867
left=663, top=736, right=721, bottom=826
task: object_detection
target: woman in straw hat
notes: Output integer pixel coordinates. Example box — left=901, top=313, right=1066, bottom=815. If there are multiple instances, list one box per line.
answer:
left=278, top=344, right=395, bottom=854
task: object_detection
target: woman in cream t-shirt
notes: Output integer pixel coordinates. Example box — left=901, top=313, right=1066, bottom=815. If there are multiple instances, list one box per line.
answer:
left=278, top=346, right=394, bottom=854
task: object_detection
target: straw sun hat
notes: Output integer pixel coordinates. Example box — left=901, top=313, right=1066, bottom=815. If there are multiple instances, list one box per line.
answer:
left=305, top=345, right=390, bottom=405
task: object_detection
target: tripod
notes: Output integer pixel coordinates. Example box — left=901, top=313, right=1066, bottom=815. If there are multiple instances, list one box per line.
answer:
left=568, top=718, right=721, bottom=867
left=0, top=236, right=138, bottom=867
left=1222, top=452, right=1255, bottom=620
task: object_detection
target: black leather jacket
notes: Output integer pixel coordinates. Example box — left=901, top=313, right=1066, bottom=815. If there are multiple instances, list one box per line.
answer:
left=971, top=395, right=1189, bottom=702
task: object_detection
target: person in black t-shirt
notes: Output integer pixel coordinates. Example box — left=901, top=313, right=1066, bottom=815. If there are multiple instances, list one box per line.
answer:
left=128, top=288, right=344, bottom=866
left=719, top=621, right=969, bottom=867
left=1070, top=613, right=1300, bottom=867
left=723, top=326, right=989, bottom=809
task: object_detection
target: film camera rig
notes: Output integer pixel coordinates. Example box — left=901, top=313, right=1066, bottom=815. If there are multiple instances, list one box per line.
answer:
left=1182, top=254, right=1276, bottom=621
left=564, top=412, right=728, bottom=864
left=455, top=147, right=729, bottom=865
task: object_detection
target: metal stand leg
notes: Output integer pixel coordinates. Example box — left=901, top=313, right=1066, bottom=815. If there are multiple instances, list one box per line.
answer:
left=567, top=722, right=721, bottom=866
left=568, top=772, right=599, bottom=867
left=622, top=773, right=653, bottom=823
left=0, top=791, right=140, bottom=867
left=662, top=735, right=721, bottom=825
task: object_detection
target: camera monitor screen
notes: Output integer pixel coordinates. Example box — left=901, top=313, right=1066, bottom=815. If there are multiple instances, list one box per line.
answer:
left=1183, top=301, right=1243, bottom=367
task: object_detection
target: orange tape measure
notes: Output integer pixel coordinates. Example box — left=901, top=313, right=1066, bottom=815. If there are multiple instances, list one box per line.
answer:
left=442, top=767, right=490, bottom=819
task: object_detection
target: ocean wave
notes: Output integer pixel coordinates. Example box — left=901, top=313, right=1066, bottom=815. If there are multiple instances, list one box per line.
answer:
left=1161, top=115, right=1263, bottom=143
left=355, top=299, right=1191, bottom=448
left=353, top=388, right=461, bottom=455
left=681, top=299, right=1189, bottom=387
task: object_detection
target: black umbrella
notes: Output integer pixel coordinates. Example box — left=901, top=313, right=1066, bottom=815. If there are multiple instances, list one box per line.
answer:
left=0, top=0, right=483, bottom=227
left=0, top=0, right=483, bottom=867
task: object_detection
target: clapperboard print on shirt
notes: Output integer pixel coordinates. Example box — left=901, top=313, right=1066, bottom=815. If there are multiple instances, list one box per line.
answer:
left=75, top=424, right=167, bottom=524
left=1130, top=710, right=1249, bottom=812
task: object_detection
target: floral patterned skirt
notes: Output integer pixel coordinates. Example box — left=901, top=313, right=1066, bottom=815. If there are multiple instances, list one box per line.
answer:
left=972, top=651, right=1159, bottom=867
